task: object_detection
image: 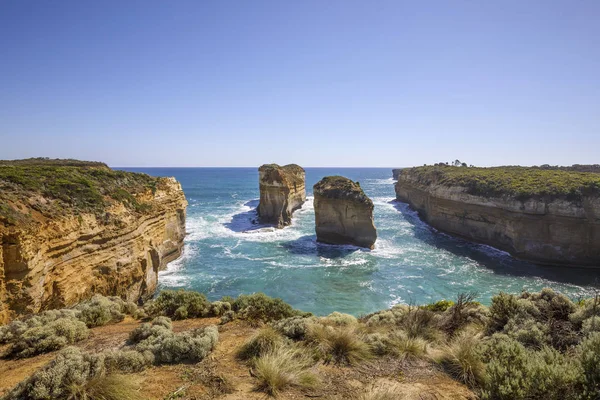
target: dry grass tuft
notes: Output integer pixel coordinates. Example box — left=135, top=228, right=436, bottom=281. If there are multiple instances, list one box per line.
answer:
left=253, top=346, right=318, bottom=396
left=236, top=326, right=284, bottom=361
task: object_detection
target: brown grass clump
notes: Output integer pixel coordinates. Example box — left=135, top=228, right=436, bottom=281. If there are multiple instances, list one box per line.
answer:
left=253, top=346, right=318, bottom=396
left=308, top=323, right=371, bottom=365
left=358, top=382, right=403, bottom=400
left=434, top=328, right=485, bottom=387
left=236, top=326, right=284, bottom=361
left=70, top=374, right=143, bottom=400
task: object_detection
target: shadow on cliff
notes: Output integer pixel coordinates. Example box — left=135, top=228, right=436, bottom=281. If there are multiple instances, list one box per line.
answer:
left=223, top=200, right=269, bottom=232
left=282, top=235, right=362, bottom=259
left=391, top=200, right=600, bottom=288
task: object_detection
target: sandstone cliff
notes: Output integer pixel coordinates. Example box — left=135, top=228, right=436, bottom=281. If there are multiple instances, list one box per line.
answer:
left=392, top=168, right=403, bottom=180
left=257, top=164, right=306, bottom=228
left=395, top=166, right=600, bottom=267
left=313, top=176, right=377, bottom=249
left=0, top=159, right=187, bottom=323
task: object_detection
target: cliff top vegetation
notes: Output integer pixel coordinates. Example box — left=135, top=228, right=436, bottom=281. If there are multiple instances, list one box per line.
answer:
left=1, top=288, right=600, bottom=399
left=313, top=175, right=373, bottom=205
left=402, top=165, right=600, bottom=201
left=258, top=163, right=305, bottom=186
left=0, top=158, right=161, bottom=225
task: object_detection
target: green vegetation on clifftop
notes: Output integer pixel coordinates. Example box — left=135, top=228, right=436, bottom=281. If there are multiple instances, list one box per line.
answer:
left=0, top=158, right=159, bottom=224
left=403, top=165, right=600, bottom=200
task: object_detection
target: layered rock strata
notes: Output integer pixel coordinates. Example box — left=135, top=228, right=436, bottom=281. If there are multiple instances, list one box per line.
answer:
left=0, top=161, right=187, bottom=323
left=395, top=167, right=600, bottom=267
left=313, top=176, right=377, bottom=249
left=257, top=164, right=306, bottom=228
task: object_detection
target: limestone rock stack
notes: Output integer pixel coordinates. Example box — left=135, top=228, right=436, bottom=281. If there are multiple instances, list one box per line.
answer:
left=313, top=176, right=377, bottom=249
left=258, top=164, right=306, bottom=228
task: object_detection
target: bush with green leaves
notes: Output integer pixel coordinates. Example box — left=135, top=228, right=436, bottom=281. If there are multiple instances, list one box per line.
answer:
left=231, top=293, right=309, bottom=324
left=3, top=346, right=105, bottom=400
left=271, top=316, right=313, bottom=340
left=479, top=334, right=579, bottom=400
left=577, top=332, right=600, bottom=399
left=130, top=317, right=219, bottom=364
left=0, top=309, right=79, bottom=344
left=6, top=317, right=89, bottom=358
left=423, top=299, right=454, bottom=312
left=144, top=290, right=212, bottom=320
left=103, top=349, right=154, bottom=373
left=75, top=295, right=137, bottom=328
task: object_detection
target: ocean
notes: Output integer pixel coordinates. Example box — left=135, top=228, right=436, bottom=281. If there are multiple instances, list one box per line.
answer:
left=121, top=167, right=599, bottom=316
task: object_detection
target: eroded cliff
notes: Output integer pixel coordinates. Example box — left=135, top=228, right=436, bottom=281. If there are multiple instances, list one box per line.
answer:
left=395, top=166, right=600, bottom=267
left=0, top=159, right=187, bottom=323
left=314, top=176, right=377, bottom=249
left=257, top=164, right=306, bottom=228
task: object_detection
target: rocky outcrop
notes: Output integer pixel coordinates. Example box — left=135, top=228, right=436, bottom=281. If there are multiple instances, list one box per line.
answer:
left=258, top=164, right=306, bottom=228
left=0, top=161, right=187, bottom=323
left=395, top=168, right=600, bottom=267
left=313, top=176, right=377, bottom=249
left=392, top=169, right=403, bottom=180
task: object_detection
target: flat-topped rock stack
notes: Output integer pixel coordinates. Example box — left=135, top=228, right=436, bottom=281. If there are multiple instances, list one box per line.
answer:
left=258, top=164, right=306, bottom=228
left=313, top=176, right=377, bottom=249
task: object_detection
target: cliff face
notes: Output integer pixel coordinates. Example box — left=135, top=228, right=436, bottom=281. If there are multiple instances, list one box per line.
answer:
left=392, top=169, right=403, bottom=180
left=395, top=168, right=600, bottom=267
left=257, top=164, right=306, bottom=228
left=0, top=161, right=187, bottom=323
left=313, top=176, right=377, bottom=249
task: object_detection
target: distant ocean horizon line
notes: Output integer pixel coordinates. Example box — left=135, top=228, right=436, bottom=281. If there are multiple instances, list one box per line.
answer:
left=115, top=166, right=404, bottom=169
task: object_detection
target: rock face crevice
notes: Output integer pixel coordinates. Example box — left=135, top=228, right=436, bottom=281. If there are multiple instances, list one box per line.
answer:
left=313, top=176, right=377, bottom=249
left=258, top=164, right=306, bottom=228
left=0, top=176, right=187, bottom=323
left=395, top=170, right=600, bottom=267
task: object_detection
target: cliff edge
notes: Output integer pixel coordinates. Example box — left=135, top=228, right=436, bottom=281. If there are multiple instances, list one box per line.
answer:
left=257, top=163, right=306, bottom=228
left=314, top=176, right=377, bottom=249
left=395, top=165, right=600, bottom=267
left=0, top=159, right=187, bottom=323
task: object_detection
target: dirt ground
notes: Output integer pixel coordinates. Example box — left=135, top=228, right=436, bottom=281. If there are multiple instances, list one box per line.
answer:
left=0, top=317, right=476, bottom=399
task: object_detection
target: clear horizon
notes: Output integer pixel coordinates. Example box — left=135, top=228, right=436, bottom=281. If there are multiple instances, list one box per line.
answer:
left=1, top=1, right=599, bottom=167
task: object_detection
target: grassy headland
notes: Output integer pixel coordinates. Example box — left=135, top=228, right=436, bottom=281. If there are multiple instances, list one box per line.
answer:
left=0, top=158, right=159, bottom=225
left=401, top=165, right=600, bottom=201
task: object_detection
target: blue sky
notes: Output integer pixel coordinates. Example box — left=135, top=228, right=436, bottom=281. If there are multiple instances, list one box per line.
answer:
left=0, top=1, right=598, bottom=167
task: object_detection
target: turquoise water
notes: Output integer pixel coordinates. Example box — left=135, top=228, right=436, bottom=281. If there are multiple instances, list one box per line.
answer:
left=122, top=168, right=599, bottom=316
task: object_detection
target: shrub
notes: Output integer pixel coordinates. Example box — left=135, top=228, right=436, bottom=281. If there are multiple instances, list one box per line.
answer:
left=3, top=347, right=105, bottom=400
left=103, top=350, right=154, bottom=373
left=232, top=293, right=308, bottom=324
left=0, top=309, right=79, bottom=344
left=220, top=310, right=235, bottom=324
left=253, top=346, right=318, bottom=396
left=487, top=292, right=521, bottom=333
left=144, top=290, right=211, bottom=320
left=440, top=292, right=488, bottom=335
left=7, top=317, right=89, bottom=358
left=436, top=328, right=485, bottom=387
left=75, top=295, right=136, bottom=327
left=582, top=316, right=600, bottom=336
left=271, top=316, right=313, bottom=340
left=237, top=327, right=284, bottom=361
left=423, top=299, right=454, bottom=312
left=364, top=305, right=408, bottom=326
left=321, top=312, right=357, bottom=326
left=480, top=334, right=579, bottom=399
left=210, top=301, right=232, bottom=317
left=577, top=332, right=600, bottom=399
left=308, top=323, right=371, bottom=365
left=135, top=324, right=219, bottom=364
